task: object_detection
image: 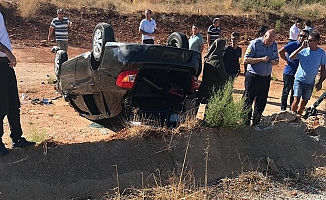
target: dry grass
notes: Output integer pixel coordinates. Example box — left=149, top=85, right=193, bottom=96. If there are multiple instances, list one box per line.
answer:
left=8, top=0, right=326, bottom=19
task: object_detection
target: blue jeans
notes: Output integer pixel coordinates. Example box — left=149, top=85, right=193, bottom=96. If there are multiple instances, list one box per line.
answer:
left=293, top=79, right=314, bottom=100
left=281, top=74, right=294, bottom=110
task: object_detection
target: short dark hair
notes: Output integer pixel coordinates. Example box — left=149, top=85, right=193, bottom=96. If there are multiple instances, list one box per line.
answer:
left=301, top=29, right=310, bottom=35
left=310, top=32, right=320, bottom=41
left=213, top=18, right=220, bottom=24
left=231, top=32, right=240, bottom=38
left=57, top=8, right=63, bottom=14
left=296, top=19, right=302, bottom=23
left=305, top=19, right=312, bottom=26
left=145, top=9, right=152, bottom=14
left=258, top=25, right=268, bottom=37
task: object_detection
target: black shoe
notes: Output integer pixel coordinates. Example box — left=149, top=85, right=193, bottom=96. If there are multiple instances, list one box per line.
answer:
left=12, top=137, right=36, bottom=148
left=0, top=142, right=9, bottom=156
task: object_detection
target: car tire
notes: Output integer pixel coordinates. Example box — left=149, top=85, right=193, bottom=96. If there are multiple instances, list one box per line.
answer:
left=166, top=32, right=189, bottom=49
left=92, top=23, right=115, bottom=62
left=54, top=50, right=68, bottom=77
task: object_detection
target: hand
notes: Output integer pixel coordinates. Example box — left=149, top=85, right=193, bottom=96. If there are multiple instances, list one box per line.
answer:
left=270, top=58, right=279, bottom=65
left=6, top=51, right=17, bottom=68
left=262, top=56, right=270, bottom=62
left=316, top=81, right=322, bottom=91
left=302, top=40, right=308, bottom=48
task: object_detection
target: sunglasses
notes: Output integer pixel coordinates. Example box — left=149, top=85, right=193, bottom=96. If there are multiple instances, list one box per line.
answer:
left=308, top=39, right=317, bottom=42
left=299, top=35, right=307, bottom=38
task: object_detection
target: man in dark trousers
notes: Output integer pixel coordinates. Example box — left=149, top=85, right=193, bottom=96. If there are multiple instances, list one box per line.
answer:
left=243, top=29, right=279, bottom=126
left=0, top=12, right=35, bottom=156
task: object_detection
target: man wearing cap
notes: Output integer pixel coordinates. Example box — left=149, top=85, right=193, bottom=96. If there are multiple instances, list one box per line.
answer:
left=207, top=18, right=221, bottom=49
left=243, top=29, right=279, bottom=126
left=0, top=12, right=36, bottom=156
left=48, top=8, right=72, bottom=52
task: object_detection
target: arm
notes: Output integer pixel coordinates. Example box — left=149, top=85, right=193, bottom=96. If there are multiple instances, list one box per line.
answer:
left=244, top=56, right=269, bottom=65
left=48, top=26, right=54, bottom=41
left=0, top=42, right=16, bottom=68
left=278, top=47, right=289, bottom=65
left=200, top=44, right=204, bottom=54
left=316, top=64, right=326, bottom=91
left=289, top=41, right=307, bottom=60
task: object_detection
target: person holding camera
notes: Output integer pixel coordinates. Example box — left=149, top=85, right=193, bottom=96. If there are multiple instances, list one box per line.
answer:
left=243, top=29, right=279, bottom=126
left=279, top=29, right=310, bottom=111
left=289, top=32, right=326, bottom=116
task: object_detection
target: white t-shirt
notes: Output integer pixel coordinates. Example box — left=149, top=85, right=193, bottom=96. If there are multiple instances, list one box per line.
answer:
left=0, top=12, right=12, bottom=57
left=139, top=18, right=157, bottom=40
left=289, top=24, right=300, bottom=40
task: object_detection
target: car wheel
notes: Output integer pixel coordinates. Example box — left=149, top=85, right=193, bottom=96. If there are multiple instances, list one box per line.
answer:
left=54, top=50, right=68, bottom=77
left=166, top=32, right=189, bottom=49
left=92, top=23, right=115, bottom=62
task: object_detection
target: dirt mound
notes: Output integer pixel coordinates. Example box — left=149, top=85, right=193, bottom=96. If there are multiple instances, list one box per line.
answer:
left=0, top=122, right=325, bottom=199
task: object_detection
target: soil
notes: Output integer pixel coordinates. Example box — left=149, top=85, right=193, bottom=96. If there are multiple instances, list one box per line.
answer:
left=0, top=2, right=326, bottom=199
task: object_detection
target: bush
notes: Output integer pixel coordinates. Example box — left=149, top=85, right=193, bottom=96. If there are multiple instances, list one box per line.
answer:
left=204, top=79, right=249, bottom=129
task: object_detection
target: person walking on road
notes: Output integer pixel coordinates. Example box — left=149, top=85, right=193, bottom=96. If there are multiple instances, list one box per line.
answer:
left=139, top=9, right=157, bottom=44
left=289, top=32, right=326, bottom=115
left=279, top=29, right=309, bottom=111
left=48, top=8, right=72, bottom=52
left=0, top=12, right=36, bottom=156
left=243, top=29, right=279, bottom=126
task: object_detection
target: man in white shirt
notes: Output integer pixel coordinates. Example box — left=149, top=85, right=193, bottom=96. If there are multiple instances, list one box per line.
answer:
left=139, top=9, right=157, bottom=44
left=289, top=19, right=302, bottom=42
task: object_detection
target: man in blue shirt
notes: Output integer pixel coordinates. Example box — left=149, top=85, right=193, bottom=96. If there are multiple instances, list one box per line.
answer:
left=279, top=30, right=309, bottom=111
left=243, top=29, right=279, bottom=125
left=289, top=32, right=326, bottom=115
left=189, top=24, right=204, bottom=54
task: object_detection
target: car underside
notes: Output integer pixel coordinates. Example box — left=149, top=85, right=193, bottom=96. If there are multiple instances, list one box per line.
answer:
left=54, top=23, right=201, bottom=124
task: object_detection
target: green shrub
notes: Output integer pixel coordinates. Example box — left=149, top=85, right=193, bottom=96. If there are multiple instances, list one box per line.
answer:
left=275, top=19, right=281, bottom=32
left=204, top=79, right=249, bottom=129
left=268, top=0, right=285, bottom=10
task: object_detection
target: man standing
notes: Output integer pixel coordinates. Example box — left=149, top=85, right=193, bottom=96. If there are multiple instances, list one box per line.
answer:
left=188, top=24, right=204, bottom=54
left=243, top=29, right=279, bottom=126
left=223, top=32, right=242, bottom=79
left=139, top=9, right=157, bottom=44
left=279, top=30, right=309, bottom=111
left=48, top=8, right=72, bottom=52
left=289, top=19, right=301, bottom=42
left=304, top=19, right=314, bottom=35
left=0, top=12, right=35, bottom=156
left=207, top=18, right=221, bottom=49
left=289, top=32, right=326, bottom=115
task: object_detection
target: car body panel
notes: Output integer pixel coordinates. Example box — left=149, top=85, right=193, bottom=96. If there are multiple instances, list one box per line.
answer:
left=56, top=42, right=201, bottom=121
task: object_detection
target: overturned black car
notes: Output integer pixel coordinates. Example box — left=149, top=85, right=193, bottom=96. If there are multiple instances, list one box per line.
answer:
left=53, top=23, right=202, bottom=123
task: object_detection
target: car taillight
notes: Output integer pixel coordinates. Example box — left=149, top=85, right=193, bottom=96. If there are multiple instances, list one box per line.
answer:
left=116, top=70, right=138, bottom=89
left=191, top=75, right=199, bottom=92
